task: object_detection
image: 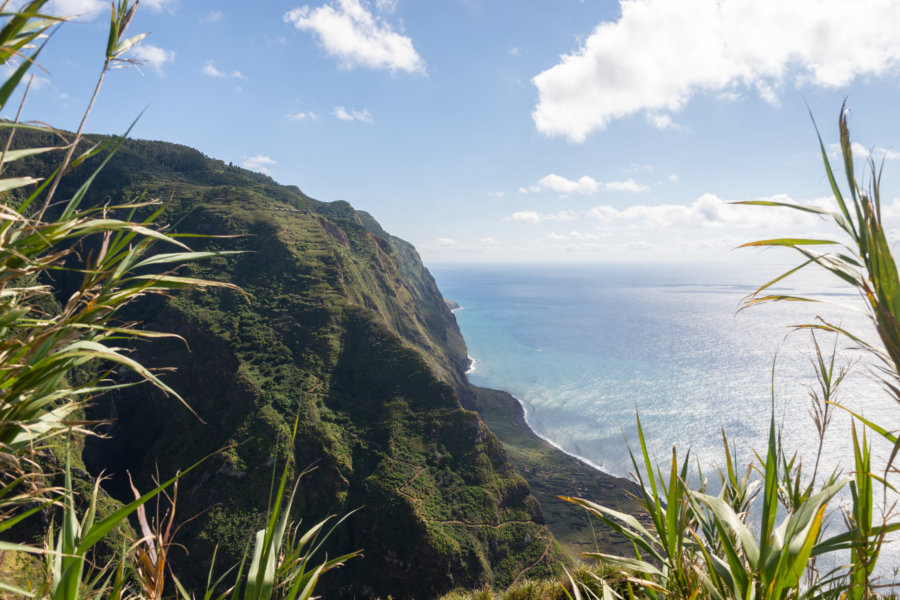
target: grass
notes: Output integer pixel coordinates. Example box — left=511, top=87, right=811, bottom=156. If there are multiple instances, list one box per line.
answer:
left=436, top=564, right=621, bottom=600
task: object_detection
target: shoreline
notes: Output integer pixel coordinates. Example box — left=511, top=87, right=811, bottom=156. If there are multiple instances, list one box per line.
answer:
left=469, top=385, right=644, bottom=559
left=463, top=356, right=613, bottom=477
left=509, top=391, right=615, bottom=477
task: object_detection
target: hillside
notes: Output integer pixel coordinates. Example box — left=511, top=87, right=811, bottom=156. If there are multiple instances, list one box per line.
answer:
left=3, top=133, right=563, bottom=598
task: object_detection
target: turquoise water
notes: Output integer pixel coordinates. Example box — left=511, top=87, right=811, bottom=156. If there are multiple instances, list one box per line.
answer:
left=429, top=262, right=896, bottom=481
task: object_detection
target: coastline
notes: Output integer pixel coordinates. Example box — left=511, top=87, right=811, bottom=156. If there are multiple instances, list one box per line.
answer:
left=511, top=392, right=613, bottom=476
left=443, top=293, right=644, bottom=558
left=469, top=385, right=644, bottom=560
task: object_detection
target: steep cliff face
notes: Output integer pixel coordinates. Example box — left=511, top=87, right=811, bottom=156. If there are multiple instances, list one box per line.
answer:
left=23, top=136, right=559, bottom=598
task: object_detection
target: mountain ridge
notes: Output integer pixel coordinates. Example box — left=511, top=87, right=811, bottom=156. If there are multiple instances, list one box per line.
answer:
left=4, top=131, right=559, bottom=598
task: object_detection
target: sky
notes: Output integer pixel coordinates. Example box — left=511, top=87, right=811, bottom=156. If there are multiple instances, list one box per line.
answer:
left=11, top=0, right=900, bottom=264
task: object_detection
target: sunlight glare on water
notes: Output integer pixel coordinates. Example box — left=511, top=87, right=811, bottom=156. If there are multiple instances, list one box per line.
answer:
left=431, top=261, right=898, bottom=492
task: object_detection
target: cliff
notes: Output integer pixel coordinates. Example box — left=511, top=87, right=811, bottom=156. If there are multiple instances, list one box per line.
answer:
left=7, top=135, right=560, bottom=598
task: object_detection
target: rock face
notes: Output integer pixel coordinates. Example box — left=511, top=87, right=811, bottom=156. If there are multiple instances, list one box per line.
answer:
left=26, top=136, right=560, bottom=599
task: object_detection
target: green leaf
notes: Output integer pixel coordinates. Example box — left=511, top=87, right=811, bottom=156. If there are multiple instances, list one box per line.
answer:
left=0, top=176, right=41, bottom=192
left=0, top=580, right=36, bottom=598
left=132, top=250, right=243, bottom=269
left=0, top=146, right=60, bottom=163
left=738, top=237, right=839, bottom=248
left=581, top=553, right=663, bottom=578
left=0, top=36, right=48, bottom=110
left=112, top=32, right=146, bottom=57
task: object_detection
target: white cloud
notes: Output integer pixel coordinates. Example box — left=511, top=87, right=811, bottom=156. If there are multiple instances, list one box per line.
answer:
left=504, top=211, right=542, bottom=224
left=502, top=209, right=581, bottom=224
left=375, top=0, right=398, bottom=12
left=286, top=111, right=319, bottom=121
left=522, top=173, right=648, bottom=195
left=603, top=178, right=649, bottom=193
left=587, top=193, right=823, bottom=231
left=202, top=10, right=223, bottom=23
left=546, top=210, right=579, bottom=222
left=539, top=173, right=599, bottom=194
left=47, top=0, right=104, bottom=17
left=0, top=62, right=49, bottom=89
left=202, top=61, right=244, bottom=79
left=647, top=113, right=680, bottom=130
left=141, top=0, right=177, bottom=12
left=828, top=142, right=900, bottom=162
left=333, top=106, right=373, bottom=122
left=546, top=230, right=606, bottom=241
left=434, top=237, right=457, bottom=247
left=242, top=155, right=277, bottom=175
left=532, top=0, right=900, bottom=141
left=877, top=198, right=900, bottom=220
left=486, top=191, right=505, bottom=198
left=49, top=0, right=174, bottom=17
left=480, top=236, right=501, bottom=245
left=128, top=44, right=175, bottom=74
left=667, top=174, right=679, bottom=183
left=284, top=0, right=425, bottom=74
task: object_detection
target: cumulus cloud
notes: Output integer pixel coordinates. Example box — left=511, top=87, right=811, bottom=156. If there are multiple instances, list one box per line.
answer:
left=539, top=174, right=599, bottom=194
left=532, top=0, right=900, bottom=141
left=242, top=155, right=276, bottom=175
left=284, top=0, right=425, bottom=74
left=587, top=193, right=824, bottom=231
left=522, top=173, right=648, bottom=195
left=546, top=230, right=606, bottom=241
left=504, top=211, right=542, bottom=224
left=433, top=237, right=457, bottom=247
left=503, top=209, right=581, bottom=224
left=603, top=178, right=649, bottom=192
left=203, top=61, right=244, bottom=79
left=286, top=111, right=319, bottom=120
left=486, top=191, right=505, bottom=198
left=647, top=113, right=680, bottom=130
left=546, top=210, right=579, bottom=222
left=333, top=106, right=373, bottom=122
left=128, top=44, right=175, bottom=74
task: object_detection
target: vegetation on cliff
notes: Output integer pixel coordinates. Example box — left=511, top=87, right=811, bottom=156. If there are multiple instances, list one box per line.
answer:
left=60, top=127, right=560, bottom=600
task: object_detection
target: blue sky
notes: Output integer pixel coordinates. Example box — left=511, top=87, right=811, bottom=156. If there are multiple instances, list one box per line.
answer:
left=14, top=0, right=900, bottom=263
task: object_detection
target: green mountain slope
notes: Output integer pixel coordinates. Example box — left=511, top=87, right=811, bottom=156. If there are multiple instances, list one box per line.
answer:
left=10, top=135, right=561, bottom=598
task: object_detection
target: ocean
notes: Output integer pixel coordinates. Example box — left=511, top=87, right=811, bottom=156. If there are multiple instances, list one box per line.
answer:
left=429, top=262, right=897, bottom=487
